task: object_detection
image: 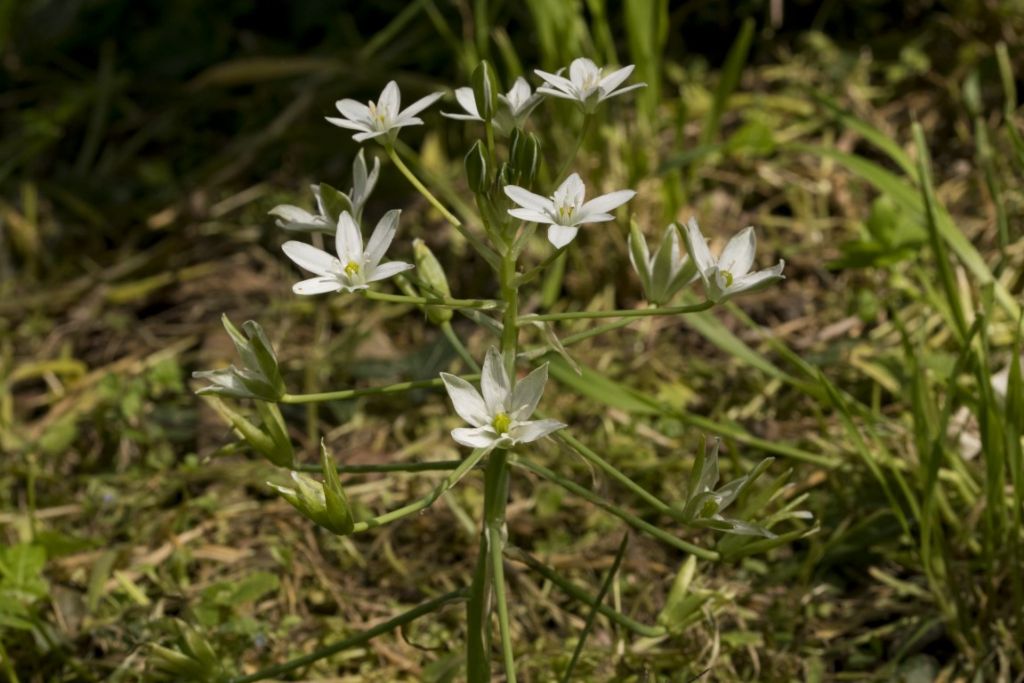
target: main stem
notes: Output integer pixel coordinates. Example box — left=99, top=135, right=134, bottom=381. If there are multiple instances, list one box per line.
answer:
left=467, top=248, right=521, bottom=682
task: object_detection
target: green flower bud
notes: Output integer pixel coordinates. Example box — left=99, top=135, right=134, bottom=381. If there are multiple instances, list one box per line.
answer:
left=471, top=60, right=500, bottom=121
left=465, top=140, right=489, bottom=194
left=148, top=620, right=224, bottom=682
left=269, top=443, right=355, bottom=535
left=320, top=440, right=355, bottom=535
left=194, top=316, right=284, bottom=401
left=413, top=238, right=453, bottom=324
left=317, top=182, right=354, bottom=223
left=206, top=397, right=293, bottom=468
left=656, top=555, right=709, bottom=635
left=511, top=132, right=540, bottom=187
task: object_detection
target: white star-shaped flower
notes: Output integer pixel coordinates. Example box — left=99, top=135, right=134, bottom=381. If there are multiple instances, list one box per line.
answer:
left=327, top=81, right=443, bottom=143
left=442, top=78, right=543, bottom=132
left=282, top=210, right=414, bottom=295
left=534, top=58, right=645, bottom=112
left=503, top=173, right=635, bottom=248
left=440, top=348, right=565, bottom=450
left=682, top=218, right=785, bottom=303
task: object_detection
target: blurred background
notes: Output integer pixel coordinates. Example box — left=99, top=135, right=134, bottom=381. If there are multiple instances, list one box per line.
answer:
left=2, top=1, right=1023, bottom=681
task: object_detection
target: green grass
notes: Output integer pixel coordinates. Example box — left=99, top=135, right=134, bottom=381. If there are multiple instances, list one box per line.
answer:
left=2, top=1, right=1024, bottom=681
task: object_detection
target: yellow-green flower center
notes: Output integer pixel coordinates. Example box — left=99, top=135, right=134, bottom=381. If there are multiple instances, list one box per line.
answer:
left=491, top=412, right=511, bottom=434
left=344, top=260, right=361, bottom=276
left=721, top=270, right=734, bottom=287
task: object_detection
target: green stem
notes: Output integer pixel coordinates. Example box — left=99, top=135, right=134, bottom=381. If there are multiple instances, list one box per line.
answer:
left=295, top=460, right=462, bottom=474
left=555, top=113, right=593, bottom=183
left=348, top=447, right=487, bottom=534
left=485, top=450, right=516, bottom=682
left=513, top=458, right=719, bottom=560
left=227, top=588, right=468, bottom=683
left=514, top=246, right=567, bottom=287
left=560, top=534, right=629, bottom=683
left=442, top=321, right=481, bottom=372
left=385, top=144, right=462, bottom=227
left=520, top=300, right=713, bottom=323
left=281, top=375, right=479, bottom=404
left=556, top=432, right=675, bottom=515
left=504, top=545, right=666, bottom=638
left=364, top=290, right=500, bottom=310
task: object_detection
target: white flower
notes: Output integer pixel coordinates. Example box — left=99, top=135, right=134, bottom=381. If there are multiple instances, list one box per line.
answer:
left=282, top=210, right=414, bottom=295
left=628, top=223, right=698, bottom=305
left=442, top=78, right=542, bottom=132
left=269, top=151, right=381, bottom=233
left=503, top=173, right=635, bottom=248
left=440, top=348, right=565, bottom=450
left=535, top=58, right=646, bottom=112
left=327, top=81, right=443, bottom=143
left=682, top=218, right=785, bottom=303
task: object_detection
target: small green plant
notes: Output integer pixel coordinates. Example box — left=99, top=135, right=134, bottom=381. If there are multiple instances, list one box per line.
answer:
left=186, top=57, right=813, bottom=682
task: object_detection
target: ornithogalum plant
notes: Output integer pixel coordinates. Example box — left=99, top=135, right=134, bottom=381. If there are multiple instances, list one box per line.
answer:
left=178, top=58, right=813, bottom=683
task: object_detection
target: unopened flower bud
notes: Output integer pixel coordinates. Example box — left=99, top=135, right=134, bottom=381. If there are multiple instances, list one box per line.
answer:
left=465, top=140, right=489, bottom=194
left=413, top=239, right=453, bottom=324
left=471, top=60, right=500, bottom=121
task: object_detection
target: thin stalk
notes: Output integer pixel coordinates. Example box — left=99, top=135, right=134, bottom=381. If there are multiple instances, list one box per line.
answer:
left=364, top=290, right=500, bottom=310
left=442, top=321, right=481, bottom=372
left=555, top=432, right=675, bottom=516
left=348, top=447, right=487, bottom=533
left=281, top=375, right=479, bottom=404
left=485, top=450, right=515, bottom=682
left=560, top=534, right=629, bottom=683
left=520, top=300, right=712, bottom=323
left=514, top=458, right=719, bottom=560
left=385, top=144, right=462, bottom=227
left=388, top=142, right=500, bottom=267
left=555, top=113, right=593, bottom=183
left=0, top=638, right=19, bottom=683
left=504, top=545, right=666, bottom=638
left=227, top=588, right=468, bottom=683
left=514, top=246, right=567, bottom=286
left=295, top=460, right=462, bottom=474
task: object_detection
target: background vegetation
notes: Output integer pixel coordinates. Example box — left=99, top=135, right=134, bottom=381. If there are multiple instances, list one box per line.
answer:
left=2, top=0, right=1022, bottom=680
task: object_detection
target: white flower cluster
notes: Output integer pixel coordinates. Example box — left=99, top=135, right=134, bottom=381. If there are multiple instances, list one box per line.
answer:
left=268, top=56, right=786, bottom=451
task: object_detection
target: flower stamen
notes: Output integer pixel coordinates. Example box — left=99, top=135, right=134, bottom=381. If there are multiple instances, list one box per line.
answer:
left=492, top=412, right=512, bottom=434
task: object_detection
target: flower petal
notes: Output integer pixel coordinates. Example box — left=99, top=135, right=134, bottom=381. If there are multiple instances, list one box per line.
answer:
left=599, top=82, right=646, bottom=100
left=718, top=226, right=756, bottom=278
left=440, top=373, right=489, bottom=427
left=554, top=173, right=585, bottom=208
left=378, top=80, right=401, bottom=116
left=726, top=260, right=785, bottom=298
left=535, top=86, right=579, bottom=101
left=504, top=185, right=553, bottom=212
left=509, top=418, right=565, bottom=444
left=508, top=207, right=553, bottom=224
left=547, top=224, right=579, bottom=248
left=269, top=205, right=317, bottom=225
left=282, top=241, right=337, bottom=275
left=335, top=212, right=362, bottom=264
left=683, top=218, right=716, bottom=276
left=598, top=64, right=635, bottom=93
left=326, top=117, right=372, bottom=132
left=335, top=99, right=371, bottom=122
left=452, top=426, right=498, bottom=449
left=480, top=347, right=511, bottom=415
left=292, top=276, right=341, bottom=295
left=363, top=209, right=400, bottom=269
left=580, top=189, right=635, bottom=215
left=454, top=87, right=479, bottom=117
left=509, top=363, right=548, bottom=420
left=366, top=260, right=415, bottom=283
left=400, top=91, right=443, bottom=119
left=534, top=69, right=575, bottom=93
left=352, top=130, right=386, bottom=142
left=569, top=58, right=599, bottom=87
